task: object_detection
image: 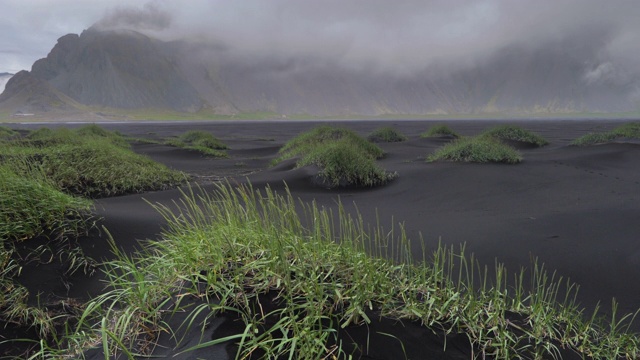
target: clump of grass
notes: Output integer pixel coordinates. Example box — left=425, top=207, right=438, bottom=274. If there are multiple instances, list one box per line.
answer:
left=21, top=125, right=128, bottom=149
left=571, top=122, right=640, bottom=146
left=0, top=164, right=92, bottom=241
left=26, top=127, right=55, bottom=140
left=428, top=136, right=522, bottom=164
left=275, top=126, right=384, bottom=164
left=420, top=124, right=460, bottom=139
left=74, top=124, right=129, bottom=147
left=298, top=140, right=397, bottom=187
left=165, top=130, right=228, bottom=157
left=25, top=127, right=75, bottom=146
left=570, top=132, right=620, bottom=146
left=273, top=126, right=393, bottom=187
left=34, top=182, right=639, bottom=359
left=480, top=125, right=549, bottom=147
left=0, top=163, right=93, bottom=343
left=0, top=250, right=55, bottom=340
left=367, top=126, right=407, bottom=143
left=1, top=127, right=185, bottom=198
left=612, top=122, right=640, bottom=138
left=0, top=126, right=18, bottom=139
left=74, top=124, right=114, bottom=138
left=0, top=125, right=186, bottom=355
left=39, top=138, right=185, bottom=197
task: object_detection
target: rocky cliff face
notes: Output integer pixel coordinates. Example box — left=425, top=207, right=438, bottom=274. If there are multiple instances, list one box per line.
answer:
left=29, top=30, right=202, bottom=112
left=1, top=28, right=638, bottom=117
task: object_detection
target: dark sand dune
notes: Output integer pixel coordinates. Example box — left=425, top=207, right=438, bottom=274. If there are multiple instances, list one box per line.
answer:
left=2, top=119, right=639, bottom=359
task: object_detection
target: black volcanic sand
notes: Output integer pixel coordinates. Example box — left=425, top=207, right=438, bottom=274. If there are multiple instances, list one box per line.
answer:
left=2, top=119, right=640, bottom=359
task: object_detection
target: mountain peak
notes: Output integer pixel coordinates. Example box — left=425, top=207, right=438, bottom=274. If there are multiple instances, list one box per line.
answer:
left=27, top=29, right=202, bottom=112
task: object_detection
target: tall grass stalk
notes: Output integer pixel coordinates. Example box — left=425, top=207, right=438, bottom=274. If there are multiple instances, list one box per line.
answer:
left=15, top=182, right=640, bottom=359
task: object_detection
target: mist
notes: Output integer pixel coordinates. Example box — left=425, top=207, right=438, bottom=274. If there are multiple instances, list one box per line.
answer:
left=92, top=0, right=640, bottom=80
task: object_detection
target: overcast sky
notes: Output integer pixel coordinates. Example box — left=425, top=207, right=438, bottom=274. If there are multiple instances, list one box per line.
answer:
left=2, top=0, right=640, bottom=77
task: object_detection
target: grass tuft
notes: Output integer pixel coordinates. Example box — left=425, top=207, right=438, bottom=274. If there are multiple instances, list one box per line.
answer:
left=0, top=126, right=18, bottom=139
left=428, top=136, right=522, bottom=164
left=571, top=122, right=640, bottom=146
left=165, top=130, right=228, bottom=157
left=480, top=125, right=549, bottom=146
left=420, top=124, right=460, bottom=139
left=570, top=132, right=619, bottom=146
left=0, top=125, right=188, bottom=358
left=0, top=165, right=92, bottom=241
left=298, top=140, right=397, bottom=187
left=275, top=126, right=384, bottom=164
left=274, top=126, right=394, bottom=187
left=367, top=127, right=407, bottom=143
left=1, top=127, right=185, bottom=198
left=40, top=139, right=185, bottom=197
left=37, top=182, right=638, bottom=359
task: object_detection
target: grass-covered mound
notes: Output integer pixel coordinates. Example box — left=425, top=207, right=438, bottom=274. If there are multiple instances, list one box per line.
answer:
left=39, top=139, right=184, bottom=197
left=274, top=126, right=394, bottom=187
left=428, top=136, right=522, bottom=164
left=367, top=126, right=407, bottom=142
left=480, top=125, right=549, bottom=147
left=165, top=130, right=228, bottom=157
left=420, top=124, right=460, bottom=139
left=571, top=122, right=640, bottom=146
left=28, top=183, right=638, bottom=359
left=570, top=132, right=620, bottom=146
left=0, top=164, right=94, bottom=343
left=0, top=165, right=92, bottom=241
left=0, top=126, right=18, bottom=139
left=2, top=126, right=185, bottom=197
left=0, top=125, right=186, bottom=349
left=298, top=140, right=397, bottom=187
left=275, top=126, right=384, bottom=163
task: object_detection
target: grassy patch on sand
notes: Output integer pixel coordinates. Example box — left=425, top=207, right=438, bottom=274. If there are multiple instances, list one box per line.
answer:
left=0, top=165, right=92, bottom=241
left=367, top=126, right=407, bottom=142
left=298, top=140, right=397, bottom=187
left=571, top=122, right=640, bottom=146
left=0, top=124, right=185, bottom=347
left=0, top=126, right=18, bottom=139
left=165, top=130, right=228, bottom=157
left=0, top=164, right=94, bottom=340
left=480, top=125, right=549, bottom=147
left=273, top=126, right=394, bottom=187
left=428, top=136, right=522, bottom=164
left=2, top=126, right=184, bottom=197
left=275, top=126, right=384, bottom=163
left=420, top=124, right=461, bottom=139
left=22, top=183, right=639, bottom=359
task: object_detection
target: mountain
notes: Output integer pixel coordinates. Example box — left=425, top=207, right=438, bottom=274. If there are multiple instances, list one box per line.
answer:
left=0, top=70, right=85, bottom=115
left=1, top=28, right=638, bottom=118
left=29, top=31, right=202, bottom=112
left=0, top=73, right=13, bottom=94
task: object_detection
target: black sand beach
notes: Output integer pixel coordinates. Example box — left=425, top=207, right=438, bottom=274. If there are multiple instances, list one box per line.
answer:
left=2, top=119, right=639, bottom=359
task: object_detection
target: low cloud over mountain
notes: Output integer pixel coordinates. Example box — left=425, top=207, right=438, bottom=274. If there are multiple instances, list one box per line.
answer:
left=2, top=1, right=639, bottom=117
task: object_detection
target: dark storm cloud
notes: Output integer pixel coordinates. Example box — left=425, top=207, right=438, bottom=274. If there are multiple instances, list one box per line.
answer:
left=3, top=0, right=640, bottom=79
left=127, top=0, right=639, bottom=78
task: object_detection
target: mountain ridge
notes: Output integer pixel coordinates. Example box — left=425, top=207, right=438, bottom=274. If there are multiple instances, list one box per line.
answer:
left=1, top=28, right=638, bottom=118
